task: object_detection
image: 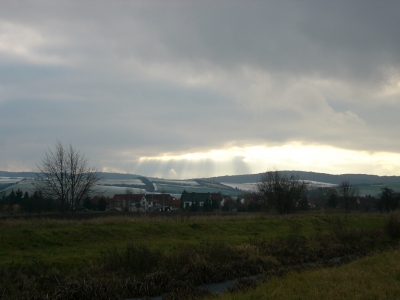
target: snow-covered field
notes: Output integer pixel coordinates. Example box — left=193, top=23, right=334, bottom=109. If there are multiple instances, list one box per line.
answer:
left=0, top=177, right=25, bottom=183
left=221, top=182, right=258, bottom=192
left=306, top=180, right=337, bottom=187
left=222, top=180, right=336, bottom=192
left=152, top=179, right=199, bottom=186
left=95, top=185, right=146, bottom=196
left=97, top=179, right=144, bottom=185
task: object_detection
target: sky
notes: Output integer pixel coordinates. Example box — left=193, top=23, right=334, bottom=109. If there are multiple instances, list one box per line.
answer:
left=1, top=1, right=400, bottom=179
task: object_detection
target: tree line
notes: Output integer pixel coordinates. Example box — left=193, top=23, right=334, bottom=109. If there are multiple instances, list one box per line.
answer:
left=255, top=170, right=400, bottom=214
left=0, top=189, right=60, bottom=213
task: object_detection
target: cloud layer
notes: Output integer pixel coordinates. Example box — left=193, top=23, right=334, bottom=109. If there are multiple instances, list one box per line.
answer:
left=1, top=1, right=400, bottom=178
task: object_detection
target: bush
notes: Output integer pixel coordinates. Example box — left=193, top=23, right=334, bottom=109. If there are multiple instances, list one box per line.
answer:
left=385, top=211, right=400, bottom=239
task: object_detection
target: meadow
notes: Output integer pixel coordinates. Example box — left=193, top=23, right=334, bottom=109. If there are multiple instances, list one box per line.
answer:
left=0, top=211, right=399, bottom=299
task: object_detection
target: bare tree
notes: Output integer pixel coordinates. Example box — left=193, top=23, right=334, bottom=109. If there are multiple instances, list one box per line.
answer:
left=33, top=141, right=100, bottom=214
left=337, top=180, right=360, bottom=212
left=257, top=170, right=308, bottom=214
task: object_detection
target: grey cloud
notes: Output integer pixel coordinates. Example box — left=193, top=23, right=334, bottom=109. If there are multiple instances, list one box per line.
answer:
left=1, top=1, right=400, bottom=176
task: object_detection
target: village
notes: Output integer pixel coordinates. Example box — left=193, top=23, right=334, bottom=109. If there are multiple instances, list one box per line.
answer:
left=93, top=190, right=241, bottom=213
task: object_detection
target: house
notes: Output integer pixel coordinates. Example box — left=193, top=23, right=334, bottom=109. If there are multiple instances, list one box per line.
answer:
left=109, top=193, right=180, bottom=212
left=110, top=194, right=146, bottom=211
left=180, top=190, right=215, bottom=211
left=144, top=193, right=176, bottom=207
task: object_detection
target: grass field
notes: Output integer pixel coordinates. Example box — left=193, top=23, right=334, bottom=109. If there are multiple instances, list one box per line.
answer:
left=0, top=212, right=385, bottom=267
left=0, top=212, right=398, bottom=299
left=209, top=247, right=400, bottom=300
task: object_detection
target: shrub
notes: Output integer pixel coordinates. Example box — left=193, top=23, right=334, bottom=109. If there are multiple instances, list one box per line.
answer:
left=385, top=211, right=400, bottom=239
left=101, top=245, right=161, bottom=275
left=326, top=216, right=348, bottom=237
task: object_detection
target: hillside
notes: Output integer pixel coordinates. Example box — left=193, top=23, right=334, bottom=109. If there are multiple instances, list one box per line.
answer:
left=200, top=171, right=400, bottom=185
left=2, top=170, right=400, bottom=197
left=3, top=170, right=400, bottom=185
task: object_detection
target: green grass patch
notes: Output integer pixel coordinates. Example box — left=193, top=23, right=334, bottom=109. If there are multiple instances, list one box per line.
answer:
left=0, top=212, right=394, bottom=299
left=0, top=213, right=385, bottom=268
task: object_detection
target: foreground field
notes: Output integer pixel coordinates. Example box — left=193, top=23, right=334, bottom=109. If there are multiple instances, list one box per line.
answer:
left=0, top=212, right=397, bottom=299
left=211, top=248, right=400, bottom=300
left=0, top=212, right=384, bottom=267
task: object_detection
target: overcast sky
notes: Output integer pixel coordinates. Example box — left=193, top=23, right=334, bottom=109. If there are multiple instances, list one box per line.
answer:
left=1, top=1, right=400, bottom=179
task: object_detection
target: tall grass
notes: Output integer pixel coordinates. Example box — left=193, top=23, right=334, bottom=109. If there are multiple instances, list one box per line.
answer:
left=0, top=210, right=381, bottom=228
left=0, top=212, right=267, bottom=228
left=0, top=212, right=395, bottom=299
left=210, top=248, right=400, bottom=300
left=384, top=211, right=400, bottom=239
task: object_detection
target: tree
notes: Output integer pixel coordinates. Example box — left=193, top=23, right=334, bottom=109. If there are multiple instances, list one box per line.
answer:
left=297, top=195, right=310, bottom=211
left=83, top=196, right=95, bottom=210
left=33, top=141, right=100, bottom=214
left=20, top=190, right=60, bottom=214
left=327, top=193, right=338, bottom=208
left=203, top=198, right=213, bottom=212
left=97, top=197, right=107, bottom=211
left=377, top=187, right=400, bottom=212
left=257, top=170, right=308, bottom=214
left=337, top=180, right=360, bottom=212
left=23, top=191, right=30, bottom=201
left=14, top=189, right=23, bottom=205
left=7, top=190, right=16, bottom=207
left=0, top=192, right=6, bottom=205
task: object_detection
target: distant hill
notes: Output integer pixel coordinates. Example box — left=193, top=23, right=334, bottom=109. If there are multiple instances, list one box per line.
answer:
left=199, top=171, right=400, bottom=185
left=2, top=170, right=400, bottom=186
left=0, top=171, right=139, bottom=180
left=0, top=171, right=36, bottom=178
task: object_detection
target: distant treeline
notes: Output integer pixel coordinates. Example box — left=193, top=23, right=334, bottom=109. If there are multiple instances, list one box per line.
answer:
left=0, top=189, right=109, bottom=214
left=201, top=171, right=400, bottom=185
left=0, top=189, right=60, bottom=214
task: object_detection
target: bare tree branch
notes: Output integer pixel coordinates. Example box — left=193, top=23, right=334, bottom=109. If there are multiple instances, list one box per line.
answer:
left=257, top=170, right=308, bottom=214
left=33, top=141, right=101, bottom=214
left=337, top=180, right=360, bottom=212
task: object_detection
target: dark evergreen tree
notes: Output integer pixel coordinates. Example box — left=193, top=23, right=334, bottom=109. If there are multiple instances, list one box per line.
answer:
left=97, top=198, right=107, bottom=211
left=8, top=190, right=16, bottom=207
left=14, top=189, right=23, bottom=205
left=327, top=193, right=338, bottom=208
left=298, top=195, right=310, bottom=211
left=0, top=192, right=7, bottom=205
left=212, top=199, right=220, bottom=210
left=83, top=196, right=94, bottom=210
left=378, top=187, right=399, bottom=212
left=203, top=198, right=213, bottom=212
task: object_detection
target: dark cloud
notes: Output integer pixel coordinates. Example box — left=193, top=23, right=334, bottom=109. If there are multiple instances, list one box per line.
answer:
left=1, top=1, right=400, bottom=176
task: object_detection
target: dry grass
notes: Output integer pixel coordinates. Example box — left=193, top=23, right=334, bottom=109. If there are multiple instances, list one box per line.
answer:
left=211, top=248, right=400, bottom=300
left=0, top=212, right=268, bottom=229
left=0, top=210, right=384, bottom=229
left=0, top=212, right=394, bottom=299
left=385, top=211, right=400, bottom=239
